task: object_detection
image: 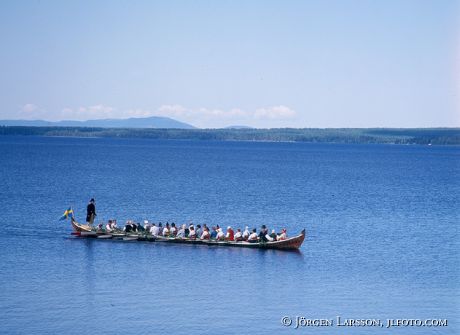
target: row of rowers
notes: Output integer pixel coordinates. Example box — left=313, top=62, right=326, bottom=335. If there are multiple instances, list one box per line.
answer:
left=103, top=220, right=288, bottom=242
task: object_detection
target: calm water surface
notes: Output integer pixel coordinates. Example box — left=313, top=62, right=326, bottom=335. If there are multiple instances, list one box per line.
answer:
left=0, top=136, right=458, bottom=334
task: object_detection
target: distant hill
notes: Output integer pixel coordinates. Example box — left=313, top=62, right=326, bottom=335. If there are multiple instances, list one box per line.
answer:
left=0, top=116, right=196, bottom=129
left=224, top=125, right=254, bottom=129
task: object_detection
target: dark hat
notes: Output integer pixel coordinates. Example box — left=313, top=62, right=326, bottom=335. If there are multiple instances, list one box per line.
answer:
left=90, top=198, right=95, bottom=202
left=261, top=225, right=266, bottom=229
left=252, top=228, right=257, bottom=232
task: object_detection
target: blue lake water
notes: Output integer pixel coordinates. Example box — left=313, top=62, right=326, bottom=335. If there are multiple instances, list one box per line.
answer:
left=0, top=136, right=458, bottom=335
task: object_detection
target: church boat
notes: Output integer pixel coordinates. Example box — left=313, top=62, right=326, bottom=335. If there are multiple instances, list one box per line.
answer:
left=70, top=217, right=306, bottom=251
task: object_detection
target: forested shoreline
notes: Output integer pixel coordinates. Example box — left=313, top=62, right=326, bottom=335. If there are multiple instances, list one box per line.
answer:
left=1, top=126, right=459, bottom=145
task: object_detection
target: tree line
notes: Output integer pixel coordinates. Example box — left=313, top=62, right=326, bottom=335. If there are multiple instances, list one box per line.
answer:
left=0, top=126, right=459, bottom=145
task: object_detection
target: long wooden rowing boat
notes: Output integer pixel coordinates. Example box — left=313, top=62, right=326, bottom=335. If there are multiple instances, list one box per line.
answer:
left=70, top=218, right=306, bottom=250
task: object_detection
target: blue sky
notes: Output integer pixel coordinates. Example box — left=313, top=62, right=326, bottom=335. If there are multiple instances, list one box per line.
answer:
left=0, top=0, right=458, bottom=128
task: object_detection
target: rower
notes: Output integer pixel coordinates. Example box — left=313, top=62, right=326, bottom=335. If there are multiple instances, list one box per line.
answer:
left=242, top=226, right=250, bottom=240
left=226, top=226, right=234, bottom=241
left=234, top=228, right=243, bottom=242
left=86, top=198, right=96, bottom=225
left=259, top=225, right=269, bottom=243
left=163, top=224, right=170, bottom=237
left=277, top=229, right=287, bottom=241
left=216, top=228, right=225, bottom=241
left=265, top=232, right=274, bottom=242
left=158, top=223, right=163, bottom=236
left=150, top=223, right=159, bottom=236
left=210, top=227, right=217, bottom=239
left=189, top=225, right=196, bottom=239
left=195, top=224, right=202, bottom=237
left=200, top=227, right=210, bottom=240
left=185, top=224, right=190, bottom=237
left=170, top=223, right=177, bottom=236
left=248, top=228, right=258, bottom=243
left=106, top=220, right=113, bottom=232
left=177, top=224, right=186, bottom=238
left=269, top=229, right=277, bottom=241
left=143, top=220, right=151, bottom=231
left=124, top=220, right=133, bottom=232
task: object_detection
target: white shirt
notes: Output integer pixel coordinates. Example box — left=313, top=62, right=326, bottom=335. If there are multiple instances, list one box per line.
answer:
left=248, top=232, right=258, bottom=241
left=277, top=232, right=287, bottom=240
left=163, top=227, right=170, bottom=236
left=200, top=231, right=210, bottom=239
left=243, top=229, right=250, bottom=238
left=177, top=228, right=185, bottom=238
left=150, top=226, right=159, bottom=236
left=234, top=231, right=242, bottom=239
left=216, top=231, right=225, bottom=240
left=105, top=224, right=112, bottom=232
left=170, top=227, right=177, bottom=235
left=266, top=234, right=274, bottom=242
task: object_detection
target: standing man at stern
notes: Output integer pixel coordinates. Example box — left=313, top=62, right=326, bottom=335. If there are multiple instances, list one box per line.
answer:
left=86, top=198, right=97, bottom=225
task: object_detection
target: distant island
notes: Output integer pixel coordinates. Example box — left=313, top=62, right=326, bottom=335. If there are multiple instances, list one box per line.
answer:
left=225, top=125, right=255, bottom=129
left=0, top=116, right=195, bottom=129
left=1, top=126, right=459, bottom=145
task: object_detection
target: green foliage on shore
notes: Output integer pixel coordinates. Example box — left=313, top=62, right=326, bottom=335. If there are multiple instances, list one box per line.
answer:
left=1, top=126, right=459, bottom=145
